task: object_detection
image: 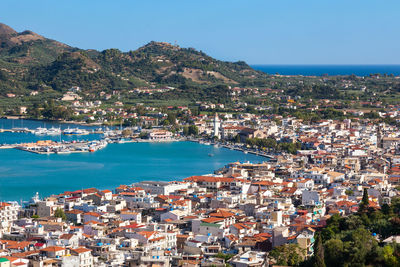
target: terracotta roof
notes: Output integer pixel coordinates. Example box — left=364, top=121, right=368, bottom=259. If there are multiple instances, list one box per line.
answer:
left=71, top=247, right=91, bottom=254
left=40, top=246, right=65, bottom=252
left=137, top=231, right=156, bottom=239
left=201, top=217, right=224, bottom=223
left=59, top=234, right=74, bottom=240
left=208, top=210, right=235, bottom=218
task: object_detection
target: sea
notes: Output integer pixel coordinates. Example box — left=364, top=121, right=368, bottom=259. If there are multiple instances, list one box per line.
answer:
left=252, top=65, right=400, bottom=77
left=0, top=119, right=264, bottom=201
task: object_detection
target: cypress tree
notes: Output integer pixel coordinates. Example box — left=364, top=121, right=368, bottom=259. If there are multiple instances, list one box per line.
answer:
left=313, top=232, right=326, bottom=267
left=359, top=188, right=369, bottom=212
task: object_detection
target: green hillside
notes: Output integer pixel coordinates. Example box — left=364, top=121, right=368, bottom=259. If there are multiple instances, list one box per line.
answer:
left=0, top=23, right=268, bottom=97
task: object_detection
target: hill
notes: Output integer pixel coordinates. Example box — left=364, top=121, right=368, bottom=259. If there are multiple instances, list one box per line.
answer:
left=0, top=23, right=268, bottom=98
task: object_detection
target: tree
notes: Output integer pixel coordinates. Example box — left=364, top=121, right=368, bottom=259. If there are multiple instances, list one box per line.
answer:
left=167, top=113, right=177, bottom=125
left=215, top=252, right=234, bottom=262
left=139, top=132, right=148, bottom=139
left=312, top=232, right=326, bottom=267
left=269, top=244, right=305, bottom=266
left=183, top=126, right=189, bottom=136
left=381, top=245, right=398, bottom=267
left=359, top=188, right=369, bottom=212
left=0, top=70, right=8, bottom=81
left=122, top=129, right=133, bottom=137
left=324, top=239, right=344, bottom=267
left=188, top=125, right=198, bottom=136
left=54, top=208, right=66, bottom=221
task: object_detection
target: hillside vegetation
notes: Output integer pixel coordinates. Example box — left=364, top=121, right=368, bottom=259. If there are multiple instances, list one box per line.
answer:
left=0, top=23, right=268, bottom=97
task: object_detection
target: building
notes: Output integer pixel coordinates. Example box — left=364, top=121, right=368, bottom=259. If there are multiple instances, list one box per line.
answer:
left=149, top=130, right=173, bottom=140
left=213, top=114, right=221, bottom=138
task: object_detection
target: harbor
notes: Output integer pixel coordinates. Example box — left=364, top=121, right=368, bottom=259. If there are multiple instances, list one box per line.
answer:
left=0, top=140, right=263, bottom=201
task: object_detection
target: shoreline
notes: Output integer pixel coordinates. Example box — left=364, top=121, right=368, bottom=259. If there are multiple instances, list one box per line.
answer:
left=0, top=141, right=266, bottom=202
left=1, top=116, right=105, bottom=127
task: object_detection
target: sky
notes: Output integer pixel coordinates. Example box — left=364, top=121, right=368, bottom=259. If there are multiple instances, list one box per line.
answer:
left=1, top=0, right=400, bottom=65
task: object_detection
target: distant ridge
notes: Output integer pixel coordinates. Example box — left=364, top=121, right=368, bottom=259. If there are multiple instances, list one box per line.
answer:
left=0, top=23, right=268, bottom=96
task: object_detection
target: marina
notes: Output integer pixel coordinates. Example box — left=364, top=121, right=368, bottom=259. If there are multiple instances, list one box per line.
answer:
left=0, top=141, right=264, bottom=201
left=0, top=118, right=265, bottom=201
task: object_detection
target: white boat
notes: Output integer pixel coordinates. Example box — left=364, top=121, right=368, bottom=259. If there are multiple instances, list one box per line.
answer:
left=46, top=127, right=62, bottom=136
left=33, top=127, right=48, bottom=135
left=63, top=128, right=89, bottom=135
left=103, top=130, right=117, bottom=137
left=88, top=140, right=108, bottom=152
left=56, top=148, right=71, bottom=154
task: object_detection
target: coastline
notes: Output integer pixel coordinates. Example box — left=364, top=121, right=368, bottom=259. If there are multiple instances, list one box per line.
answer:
left=1, top=116, right=104, bottom=127
left=0, top=140, right=265, bottom=201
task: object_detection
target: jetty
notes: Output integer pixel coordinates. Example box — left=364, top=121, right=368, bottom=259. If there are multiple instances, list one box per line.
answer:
left=5, top=139, right=109, bottom=155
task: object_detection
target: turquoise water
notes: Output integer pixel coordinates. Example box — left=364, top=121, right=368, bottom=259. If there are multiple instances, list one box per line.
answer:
left=252, top=65, right=400, bottom=76
left=0, top=121, right=264, bottom=201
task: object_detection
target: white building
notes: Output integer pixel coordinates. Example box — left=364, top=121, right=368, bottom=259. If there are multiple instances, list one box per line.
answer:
left=134, top=181, right=188, bottom=195
left=213, top=114, right=221, bottom=138
left=302, top=190, right=321, bottom=206
left=149, top=130, right=173, bottom=141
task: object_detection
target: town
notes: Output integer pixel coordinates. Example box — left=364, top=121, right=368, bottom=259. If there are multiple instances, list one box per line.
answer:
left=1, top=111, right=400, bottom=266
left=1, top=1, right=400, bottom=265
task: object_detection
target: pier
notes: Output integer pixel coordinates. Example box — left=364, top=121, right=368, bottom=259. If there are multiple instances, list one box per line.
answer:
left=1, top=139, right=109, bottom=155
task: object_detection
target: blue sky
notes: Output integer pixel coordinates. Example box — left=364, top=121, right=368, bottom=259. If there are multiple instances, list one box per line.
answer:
left=1, top=0, right=399, bottom=64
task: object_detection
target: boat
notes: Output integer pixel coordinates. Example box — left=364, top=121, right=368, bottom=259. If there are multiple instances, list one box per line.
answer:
left=88, top=140, right=108, bottom=152
left=33, top=127, right=48, bottom=135
left=103, top=129, right=117, bottom=137
left=46, top=127, right=62, bottom=136
left=56, top=148, right=71, bottom=154
left=63, top=128, right=89, bottom=135
left=117, top=138, right=130, bottom=144
left=208, top=153, right=214, bottom=157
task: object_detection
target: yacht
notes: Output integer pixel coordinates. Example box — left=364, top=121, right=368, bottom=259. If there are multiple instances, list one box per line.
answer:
left=63, top=128, right=89, bottom=135
left=33, top=127, right=48, bottom=135
left=56, top=148, right=71, bottom=154
left=46, top=127, right=62, bottom=136
left=88, top=140, right=108, bottom=152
